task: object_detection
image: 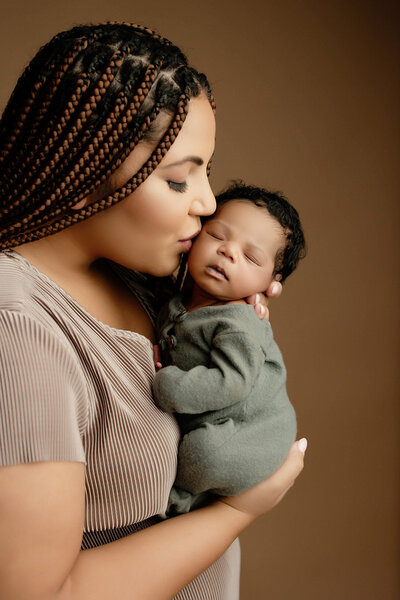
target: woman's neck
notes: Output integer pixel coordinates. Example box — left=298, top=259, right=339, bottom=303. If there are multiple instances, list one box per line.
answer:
left=13, top=230, right=155, bottom=338
left=14, top=224, right=98, bottom=284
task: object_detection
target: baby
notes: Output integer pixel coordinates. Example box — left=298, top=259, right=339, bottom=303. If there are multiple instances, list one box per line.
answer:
left=152, top=182, right=305, bottom=516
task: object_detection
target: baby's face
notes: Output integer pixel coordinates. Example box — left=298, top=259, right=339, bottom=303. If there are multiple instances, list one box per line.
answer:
left=188, top=200, right=285, bottom=301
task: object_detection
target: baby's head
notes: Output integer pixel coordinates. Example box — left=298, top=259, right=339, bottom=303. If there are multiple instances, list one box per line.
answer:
left=187, top=182, right=305, bottom=301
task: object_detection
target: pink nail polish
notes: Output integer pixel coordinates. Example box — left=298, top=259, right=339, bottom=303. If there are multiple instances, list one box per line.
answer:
left=258, top=305, right=266, bottom=317
left=298, top=438, right=308, bottom=454
left=271, top=282, right=279, bottom=295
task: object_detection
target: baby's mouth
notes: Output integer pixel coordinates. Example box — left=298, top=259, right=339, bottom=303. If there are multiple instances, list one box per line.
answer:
left=206, top=265, right=228, bottom=280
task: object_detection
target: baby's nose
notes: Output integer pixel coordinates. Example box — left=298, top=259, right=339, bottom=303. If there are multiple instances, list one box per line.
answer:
left=218, top=242, right=238, bottom=261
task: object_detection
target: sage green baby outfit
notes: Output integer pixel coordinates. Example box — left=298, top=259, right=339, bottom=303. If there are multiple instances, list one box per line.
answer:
left=152, top=295, right=297, bottom=515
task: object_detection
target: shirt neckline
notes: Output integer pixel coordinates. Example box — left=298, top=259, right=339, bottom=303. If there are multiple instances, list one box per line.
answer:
left=3, top=249, right=154, bottom=347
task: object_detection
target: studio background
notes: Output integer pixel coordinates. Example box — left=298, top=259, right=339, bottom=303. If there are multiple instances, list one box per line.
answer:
left=1, top=1, right=398, bottom=598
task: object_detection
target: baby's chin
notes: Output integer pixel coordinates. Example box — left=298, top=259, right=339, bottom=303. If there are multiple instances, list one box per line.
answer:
left=210, top=292, right=253, bottom=302
left=199, top=285, right=258, bottom=303
left=218, top=286, right=264, bottom=301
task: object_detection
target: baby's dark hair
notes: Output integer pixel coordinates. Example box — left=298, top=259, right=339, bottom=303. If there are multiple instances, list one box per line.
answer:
left=215, top=182, right=306, bottom=282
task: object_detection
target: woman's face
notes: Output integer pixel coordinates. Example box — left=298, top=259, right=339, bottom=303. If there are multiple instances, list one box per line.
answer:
left=83, top=94, right=216, bottom=276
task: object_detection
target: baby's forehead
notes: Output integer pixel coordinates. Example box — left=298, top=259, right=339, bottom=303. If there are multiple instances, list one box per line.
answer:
left=210, top=199, right=250, bottom=219
left=209, top=199, right=277, bottom=228
left=207, top=200, right=286, bottom=246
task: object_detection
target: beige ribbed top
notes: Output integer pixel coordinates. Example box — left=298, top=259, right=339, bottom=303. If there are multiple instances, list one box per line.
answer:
left=0, top=250, right=240, bottom=600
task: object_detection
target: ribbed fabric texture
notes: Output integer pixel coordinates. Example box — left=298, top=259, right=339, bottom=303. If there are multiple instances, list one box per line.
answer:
left=0, top=250, right=240, bottom=599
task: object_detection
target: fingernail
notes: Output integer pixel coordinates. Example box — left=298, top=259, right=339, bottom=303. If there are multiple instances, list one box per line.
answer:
left=255, top=294, right=260, bottom=304
left=257, top=304, right=266, bottom=317
left=298, top=438, right=308, bottom=454
left=270, top=282, right=279, bottom=295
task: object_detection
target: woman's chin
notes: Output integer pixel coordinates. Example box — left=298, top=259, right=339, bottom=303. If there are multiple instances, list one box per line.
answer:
left=147, top=258, right=181, bottom=278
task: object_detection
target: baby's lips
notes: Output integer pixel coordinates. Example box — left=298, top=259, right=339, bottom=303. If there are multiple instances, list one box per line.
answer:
left=208, top=264, right=228, bottom=280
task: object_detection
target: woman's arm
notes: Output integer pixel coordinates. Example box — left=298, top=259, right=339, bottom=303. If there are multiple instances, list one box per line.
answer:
left=0, top=441, right=305, bottom=600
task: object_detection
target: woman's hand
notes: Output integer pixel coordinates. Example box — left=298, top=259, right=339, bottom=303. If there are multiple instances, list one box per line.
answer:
left=246, top=280, right=283, bottom=320
left=153, top=344, right=163, bottom=372
left=218, top=439, right=307, bottom=519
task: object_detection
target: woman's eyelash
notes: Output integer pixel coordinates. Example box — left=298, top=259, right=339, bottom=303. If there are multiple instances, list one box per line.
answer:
left=168, top=180, right=188, bottom=193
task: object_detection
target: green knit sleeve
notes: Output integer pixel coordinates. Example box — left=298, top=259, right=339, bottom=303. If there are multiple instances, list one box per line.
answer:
left=152, top=328, right=265, bottom=414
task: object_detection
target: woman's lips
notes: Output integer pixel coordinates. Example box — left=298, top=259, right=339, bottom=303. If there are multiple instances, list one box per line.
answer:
left=179, top=239, right=193, bottom=253
left=178, top=230, right=201, bottom=253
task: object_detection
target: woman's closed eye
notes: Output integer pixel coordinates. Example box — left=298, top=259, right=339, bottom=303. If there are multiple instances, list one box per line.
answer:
left=168, top=180, right=188, bottom=193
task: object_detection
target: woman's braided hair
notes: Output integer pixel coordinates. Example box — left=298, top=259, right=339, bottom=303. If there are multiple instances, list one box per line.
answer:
left=0, top=22, right=214, bottom=250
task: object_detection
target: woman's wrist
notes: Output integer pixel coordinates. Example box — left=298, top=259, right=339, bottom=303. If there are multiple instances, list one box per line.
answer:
left=211, top=498, right=255, bottom=531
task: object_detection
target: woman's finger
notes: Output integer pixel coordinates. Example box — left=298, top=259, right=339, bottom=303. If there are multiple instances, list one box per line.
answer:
left=246, top=280, right=283, bottom=320
left=266, top=280, right=282, bottom=298
left=246, top=293, right=269, bottom=321
left=219, top=438, right=308, bottom=518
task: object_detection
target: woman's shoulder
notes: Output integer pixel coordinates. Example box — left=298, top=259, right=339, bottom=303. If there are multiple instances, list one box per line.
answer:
left=0, top=250, right=82, bottom=346
left=0, top=251, right=83, bottom=364
left=0, top=250, right=35, bottom=313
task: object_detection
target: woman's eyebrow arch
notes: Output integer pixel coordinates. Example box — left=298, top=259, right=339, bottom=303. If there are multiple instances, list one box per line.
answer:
left=160, top=155, right=204, bottom=168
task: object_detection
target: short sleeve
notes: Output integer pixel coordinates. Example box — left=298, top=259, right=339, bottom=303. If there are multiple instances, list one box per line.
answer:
left=0, top=310, right=88, bottom=466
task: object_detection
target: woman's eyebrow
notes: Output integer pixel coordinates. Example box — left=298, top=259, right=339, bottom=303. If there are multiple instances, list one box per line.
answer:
left=160, top=155, right=204, bottom=169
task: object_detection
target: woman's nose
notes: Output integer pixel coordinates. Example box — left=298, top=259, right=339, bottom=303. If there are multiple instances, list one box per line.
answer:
left=190, top=177, right=216, bottom=216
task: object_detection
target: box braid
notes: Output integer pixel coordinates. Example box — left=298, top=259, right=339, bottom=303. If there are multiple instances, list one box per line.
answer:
left=0, top=23, right=215, bottom=250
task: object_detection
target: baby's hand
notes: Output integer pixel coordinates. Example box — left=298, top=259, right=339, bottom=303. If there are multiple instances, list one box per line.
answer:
left=246, top=280, right=282, bottom=320
left=153, top=345, right=163, bottom=372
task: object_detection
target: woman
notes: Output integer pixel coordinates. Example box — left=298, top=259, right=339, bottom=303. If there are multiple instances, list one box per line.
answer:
left=0, top=23, right=306, bottom=599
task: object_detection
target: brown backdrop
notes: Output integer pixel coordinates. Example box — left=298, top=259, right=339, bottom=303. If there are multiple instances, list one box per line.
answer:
left=1, top=1, right=398, bottom=598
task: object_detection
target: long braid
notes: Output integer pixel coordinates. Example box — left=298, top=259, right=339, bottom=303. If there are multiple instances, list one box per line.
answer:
left=1, top=36, right=157, bottom=210
left=0, top=23, right=214, bottom=250
left=0, top=42, right=89, bottom=186
left=5, top=94, right=190, bottom=247
left=1, top=58, right=160, bottom=227
left=1, top=48, right=122, bottom=214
